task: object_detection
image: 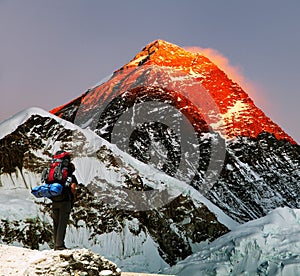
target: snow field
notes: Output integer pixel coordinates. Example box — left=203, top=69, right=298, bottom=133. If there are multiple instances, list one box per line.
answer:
left=166, top=207, right=300, bottom=275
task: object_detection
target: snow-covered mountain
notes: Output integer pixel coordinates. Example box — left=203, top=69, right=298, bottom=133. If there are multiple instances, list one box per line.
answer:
left=0, top=40, right=299, bottom=274
left=51, top=40, right=300, bottom=222
left=0, top=107, right=235, bottom=272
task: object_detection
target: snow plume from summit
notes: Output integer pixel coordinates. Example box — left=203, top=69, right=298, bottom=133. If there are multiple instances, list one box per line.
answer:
left=185, top=47, right=243, bottom=82
left=185, top=46, right=267, bottom=111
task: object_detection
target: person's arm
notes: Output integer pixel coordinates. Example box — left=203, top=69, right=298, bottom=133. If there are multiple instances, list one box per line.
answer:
left=70, top=182, right=76, bottom=196
left=71, top=175, right=78, bottom=197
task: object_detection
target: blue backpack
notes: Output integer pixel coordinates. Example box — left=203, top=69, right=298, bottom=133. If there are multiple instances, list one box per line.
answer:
left=31, top=151, right=71, bottom=199
left=31, top=183, right=63, bottom=198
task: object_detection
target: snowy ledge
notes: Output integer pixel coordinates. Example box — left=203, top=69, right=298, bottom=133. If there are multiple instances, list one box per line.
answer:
left=0, top=107, right=76, bottom=140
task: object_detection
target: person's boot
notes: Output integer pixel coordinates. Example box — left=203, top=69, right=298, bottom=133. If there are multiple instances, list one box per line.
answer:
left=54, top=245, right=68, bottom=250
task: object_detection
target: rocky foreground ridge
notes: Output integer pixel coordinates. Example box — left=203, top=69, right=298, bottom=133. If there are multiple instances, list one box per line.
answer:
left=0, top=244, right=121, bottom=276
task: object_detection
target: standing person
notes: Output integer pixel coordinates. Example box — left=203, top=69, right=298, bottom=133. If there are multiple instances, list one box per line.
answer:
left=48, top=151, right=78, bottom=250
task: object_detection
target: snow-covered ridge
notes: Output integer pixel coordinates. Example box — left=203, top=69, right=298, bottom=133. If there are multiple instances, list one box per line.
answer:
left=0, top=107, right=77, bottom=140
left=166, top=207, right=300, bottom=275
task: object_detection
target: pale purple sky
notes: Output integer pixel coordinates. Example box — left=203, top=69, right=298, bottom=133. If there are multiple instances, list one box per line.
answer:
left=0, top=0, right=299, bottom=143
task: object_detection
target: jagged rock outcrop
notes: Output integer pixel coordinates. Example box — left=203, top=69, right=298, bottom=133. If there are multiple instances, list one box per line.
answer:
left=0, top=245, right=121, bottom=276
left=25, top=249, right=121, bottom=276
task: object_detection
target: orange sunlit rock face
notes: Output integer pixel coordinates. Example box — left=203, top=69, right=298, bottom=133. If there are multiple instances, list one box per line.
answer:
left=51, top=39, right=296, bottom=144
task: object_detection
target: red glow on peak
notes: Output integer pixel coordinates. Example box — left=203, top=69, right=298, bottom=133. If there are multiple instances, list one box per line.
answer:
left=51, top=40, right=297, bottom=145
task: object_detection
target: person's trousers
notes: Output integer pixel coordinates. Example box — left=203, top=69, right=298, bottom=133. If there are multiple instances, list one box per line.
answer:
left=51, top=201, right=71, bottom=248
